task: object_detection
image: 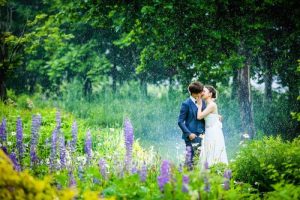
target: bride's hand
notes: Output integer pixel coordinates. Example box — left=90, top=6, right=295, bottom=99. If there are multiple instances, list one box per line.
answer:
left=197, top=98, right=202, bottom=107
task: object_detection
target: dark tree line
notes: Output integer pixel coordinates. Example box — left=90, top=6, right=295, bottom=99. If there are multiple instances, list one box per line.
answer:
left=0, top=0, right=299, bottom=138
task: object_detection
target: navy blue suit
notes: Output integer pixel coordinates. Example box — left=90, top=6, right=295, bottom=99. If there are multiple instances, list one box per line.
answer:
left=178, top=98, right=206, bottom=169
left=178, top=98, right=206, bottom=141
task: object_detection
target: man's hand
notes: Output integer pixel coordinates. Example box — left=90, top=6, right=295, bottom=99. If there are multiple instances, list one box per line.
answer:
left=189, top=133, right=197, bottom=141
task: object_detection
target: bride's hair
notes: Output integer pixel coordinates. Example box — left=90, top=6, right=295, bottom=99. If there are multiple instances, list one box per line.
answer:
left=205, top=85, right=217, bottom=99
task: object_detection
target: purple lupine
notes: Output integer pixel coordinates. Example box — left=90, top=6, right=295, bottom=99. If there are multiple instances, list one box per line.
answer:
left=204, top=176, right=210, bottom=192
left=131, top=164, right=138, bottom=174
left=157, top=160, right=171, bottom=191
left=16, top=117, right=24, bottom=162
left=70, top=121, right=77, bottom=153
left=124, top=118, right=134, bottom=171
left=185, top=146, right=192, bottom=169
left=69, top=170, right=76, bottom=187
left=30, top=114, right=41, bottom=167
left=138, top=163, right=147, bottom=182
left=98, top=158, right=107, bottom=179
left=84, top=130, right=92, bottom=164
left=178, top=164, right=183, bottom=173
left=182, top=175, right=189, bottom=193
left=49, top=128, right=58, bottom=172
left=204, top=159, right=209, bottom=170
left=223, top=169, right=232, bottom=190
left=9, top=152, right=21, bottom=171
left=224, top=169, right=232, bottom=179
left=78, top=165, right=84, bottom=180
left=59, top=135, right=66, bottom=169
left=0, top=118, right=7, bottom=143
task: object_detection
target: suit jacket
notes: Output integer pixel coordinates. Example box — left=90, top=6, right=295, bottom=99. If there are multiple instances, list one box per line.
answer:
left=178, top=98, right=206, bottom=141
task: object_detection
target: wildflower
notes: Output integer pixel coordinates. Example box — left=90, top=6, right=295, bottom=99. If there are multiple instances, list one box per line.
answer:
left=204, top=176, right=210, bottom=192
left=204, top=159, right=209, bottom=170
left=224, top=169, right=232, bottom=179
left=9, top=152, right=21, bottom=171
left=139, top=163, right=147, bottom=182
left=59, top=135, right=66, bottom=169
left=182, top=175, right=189, bottom=193
left=223, top=169, right=232, bottom=190
left=0, top=118, right=7, bottom=143
left=85, top=130, right=92, bottom=164
left=69, top=170, right=76, bottom=187
left=30, top=115, right=41, bottom=167
left=78, top=165, right=84, bottom=180
left=50, top=128, right=58, bottom=172
left=99, top=158, right=107, bottom=179
left=16, top=117, right=23, bottom=161
left=131, top=165, right=138, bottom=174
left=185, top=146, right=192, bottom=169
left=157, top=160, right=171, bottom=191
left=70, top=121, right=77, bottom=153
left=124, top=118, right=134, bottom=171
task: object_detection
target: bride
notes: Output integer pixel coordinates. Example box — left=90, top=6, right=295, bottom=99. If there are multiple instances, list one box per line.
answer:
left=196, top=85, right=228, bottom=167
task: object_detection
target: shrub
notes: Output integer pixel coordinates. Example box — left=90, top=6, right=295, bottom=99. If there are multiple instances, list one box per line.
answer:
left=0, top=149, right=75, bottom=200
left=231, top=136, right=300, bottom=192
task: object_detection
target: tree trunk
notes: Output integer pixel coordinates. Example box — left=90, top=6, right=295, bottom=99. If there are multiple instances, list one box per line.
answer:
left=231, top=68, right=238, bottom=100
left=140, top=78, right=147, bottom=97
left=83, top=78, right=92, bottom=97
left=237, top=45, right=255, bottom=139
left=0, top=71, right=7, bottom=101
left=258, top=57, right=272, bottom=103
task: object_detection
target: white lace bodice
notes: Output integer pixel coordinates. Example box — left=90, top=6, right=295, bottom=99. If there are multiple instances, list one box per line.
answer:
left=205, top=113, right=222, bottom=128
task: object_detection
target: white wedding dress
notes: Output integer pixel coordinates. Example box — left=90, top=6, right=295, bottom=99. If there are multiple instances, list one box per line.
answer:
left=200, top=113, right=228, bottom=167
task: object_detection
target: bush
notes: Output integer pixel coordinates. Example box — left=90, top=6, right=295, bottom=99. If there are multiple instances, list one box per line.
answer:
left=231, top=136, right=300, bottom=192
left=0, top=149, right=75, bottom=200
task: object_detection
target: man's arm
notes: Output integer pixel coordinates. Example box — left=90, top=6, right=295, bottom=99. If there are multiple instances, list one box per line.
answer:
left=178, top=102, right=193, bottom=139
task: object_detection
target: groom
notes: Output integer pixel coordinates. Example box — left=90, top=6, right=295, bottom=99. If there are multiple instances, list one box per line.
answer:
left=178, top=81, right=206, bottom=169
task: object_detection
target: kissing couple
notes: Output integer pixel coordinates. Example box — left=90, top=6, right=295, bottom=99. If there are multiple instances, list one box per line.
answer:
left=178, top=81, right=228, bottom=169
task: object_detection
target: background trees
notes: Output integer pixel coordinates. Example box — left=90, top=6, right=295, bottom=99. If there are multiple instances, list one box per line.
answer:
left=0, top=0, right=299, bottom=138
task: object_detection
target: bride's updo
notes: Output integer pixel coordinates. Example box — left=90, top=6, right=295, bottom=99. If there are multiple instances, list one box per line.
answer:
left=205, top=85, right=217, bottom=99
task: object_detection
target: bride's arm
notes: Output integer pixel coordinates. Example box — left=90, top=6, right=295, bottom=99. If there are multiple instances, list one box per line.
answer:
left=197, top=101, right=216, bottom=120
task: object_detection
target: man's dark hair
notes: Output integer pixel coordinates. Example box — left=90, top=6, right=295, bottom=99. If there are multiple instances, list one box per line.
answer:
left=188, top=81, right=204, bottom=94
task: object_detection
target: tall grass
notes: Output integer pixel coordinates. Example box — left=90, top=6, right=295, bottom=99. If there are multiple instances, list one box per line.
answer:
left=20, top=80, right=296, bottom=164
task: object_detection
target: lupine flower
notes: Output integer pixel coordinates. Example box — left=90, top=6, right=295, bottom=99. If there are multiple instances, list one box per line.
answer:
left=124, top=118, right=134, bottom=171
left=70, top=121, right=77, bottom=153
left=185, top=146, right=192, bottom=169
left=139, top=163, right=147, bottom=182
left=16, top=117, right=24, bottom=161
left=0, top=118, right=7, bottom=143
left=223, top=169, right=232, bottom=190
left=131, top=165, right=138, bottom=174
left=182, top=175, right=189, bottom=193
left=1, top=146, right=8, bottom=155
left=69, top=170, right=76, bottom=187
left=9, top=152, right=21, bottom=171
left=59, top=135, right=66, bottom=169
left=50, top=128, right=58, bottom=172
left=204, top=176, right=210, bottom=192
left=84, top=130, right=92, bottom=164
left=204, top=159, right=209, bottom=170
left=30, top=115, right=41, bottom=167
left=178, top=163, right=183, bottom=173
left=78, top=165, right=84, bottom=180
left=224, top=169, right=232, bottom=179
left=157, top=160, right=171, bottom=191
left=99, top=158, right=107, bottom=179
